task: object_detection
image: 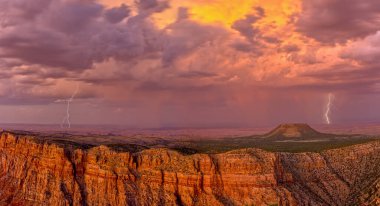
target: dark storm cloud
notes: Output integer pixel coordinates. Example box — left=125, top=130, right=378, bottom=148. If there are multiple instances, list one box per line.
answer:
left=0, top=0, right=53, bottom=26
left=278, top=44, right=300, bottom=53
left=262, top=36, right=281, bottom=44
left=137, top=0, right=160, bottom=10
left=325, top=32, right=380, bottom=93
left=46, top=1, right=103, bottom=33
left=0, top=0, right=227, bottom=80
left=297, top=0, right=380, bottom=43
left=231, top=7, right=265, bottom=41
left=104, top=4, right=130, bottom=24
left=230, top=41, right=253, bottom=52
left=0, top=27, right=96, bottom=69
left=0, top=0, right=172, bottom=106
left=162, top=19, right=227, bottom=65
left=0, top=0, right=237, bottom=106
left=177, top=70, right=217, bottom=79
left=340, top=32, right=380, bottom=66
left=229, top=40, right=262, bottom=55
left=137, top=80, right=215, bottom=92
left=300, top=63, right=380, bottom=93
left=0, top=0, right=164, bottom=70
left=230, top=7, right=269, bottom=53
left=136, top=0, right=170, bottom=13
left=232, top=15, right=261, bottom=41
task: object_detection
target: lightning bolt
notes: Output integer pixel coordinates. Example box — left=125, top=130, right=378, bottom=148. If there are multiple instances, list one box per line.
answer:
left=324, top=93, right=334, bottom=125
left=56, top=85, right=79, bottom=129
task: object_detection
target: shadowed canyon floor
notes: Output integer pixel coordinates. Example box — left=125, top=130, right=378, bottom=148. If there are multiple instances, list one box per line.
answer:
left=0, top=124, right=379, bottom=205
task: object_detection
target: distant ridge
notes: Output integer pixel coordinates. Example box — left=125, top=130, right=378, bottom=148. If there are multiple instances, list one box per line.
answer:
left=263, top=123, right=323, bottom=139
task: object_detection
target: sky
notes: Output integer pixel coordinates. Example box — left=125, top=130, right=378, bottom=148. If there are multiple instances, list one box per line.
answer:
left=0, top=0, right=380, bottom=128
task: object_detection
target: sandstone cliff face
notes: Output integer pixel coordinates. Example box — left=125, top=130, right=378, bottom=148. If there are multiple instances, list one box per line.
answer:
left=0, top=132, right=379, bottom=206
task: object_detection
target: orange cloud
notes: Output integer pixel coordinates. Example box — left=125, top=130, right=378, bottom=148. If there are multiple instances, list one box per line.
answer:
left=188, top=0, right=301, bottom=28
left=2, top=0, right=380, bottom=126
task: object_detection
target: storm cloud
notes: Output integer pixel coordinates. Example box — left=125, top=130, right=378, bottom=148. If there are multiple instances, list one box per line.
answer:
left=0, top=0, right=379, bottom=127
left=297, top=0, right=380, bottom=43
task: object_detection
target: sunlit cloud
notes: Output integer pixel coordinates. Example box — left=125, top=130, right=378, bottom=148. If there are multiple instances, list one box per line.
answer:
left=0, top=0, right=379, bottom=126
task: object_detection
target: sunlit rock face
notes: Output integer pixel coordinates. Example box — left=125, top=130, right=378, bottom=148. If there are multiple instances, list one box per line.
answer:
left=0, top=131, right=379, bottom=206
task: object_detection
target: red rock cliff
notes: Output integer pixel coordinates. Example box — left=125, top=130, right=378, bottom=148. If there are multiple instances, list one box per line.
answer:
left=0, top=132, right=379, bottom=206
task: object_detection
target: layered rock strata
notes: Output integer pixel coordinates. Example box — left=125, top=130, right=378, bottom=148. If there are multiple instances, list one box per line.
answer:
left=0, top=132, right=379, bottom=206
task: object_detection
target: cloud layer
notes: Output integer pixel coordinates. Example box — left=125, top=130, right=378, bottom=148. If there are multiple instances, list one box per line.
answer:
left=297, top=0, right=380, bottom=43
left=0, top=0, right=379, bottom=127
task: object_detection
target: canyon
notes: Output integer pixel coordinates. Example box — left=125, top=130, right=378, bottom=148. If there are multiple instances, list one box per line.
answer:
left=0, top=128, right=379, bottom=206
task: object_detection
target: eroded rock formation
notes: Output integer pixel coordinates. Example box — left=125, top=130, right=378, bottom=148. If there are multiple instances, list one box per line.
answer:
left=0, top=132, right=379, bottom=206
